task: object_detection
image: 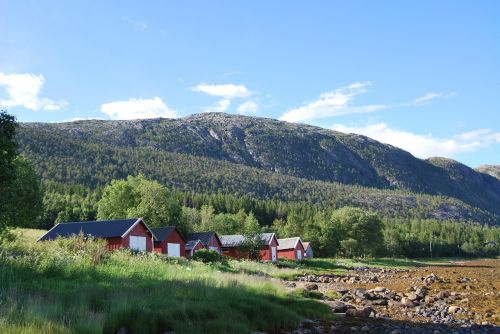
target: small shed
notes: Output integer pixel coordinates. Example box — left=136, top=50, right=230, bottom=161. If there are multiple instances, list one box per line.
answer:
left=185, top=239, right=204, bottom=258
left=38, top=218, right=154, bottom=252
left=187, top=231, right=222, bottom=253
left=151, top=226, right=186, bottom=257
left=220, top=233, right=279, bottom=262
left=277, top=237, right=305, bottom=261
left=303, top=242, right=314, bottom=258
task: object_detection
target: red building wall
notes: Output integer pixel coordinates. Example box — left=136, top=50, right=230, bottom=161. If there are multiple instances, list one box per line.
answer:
left=122, top=221, right=154, bottom=252
left=277, top=242, right=305, bottom=261
left=158, top=229, right=186, bottom=257
left=106, top=237, right=123, bottom=251
left=207, top=235, right=222, bottom=253
left=260, top=236, right=279, bottom=261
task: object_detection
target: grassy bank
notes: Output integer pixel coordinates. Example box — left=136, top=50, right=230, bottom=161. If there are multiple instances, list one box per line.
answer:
left=0, top=229, right=331, bottom=334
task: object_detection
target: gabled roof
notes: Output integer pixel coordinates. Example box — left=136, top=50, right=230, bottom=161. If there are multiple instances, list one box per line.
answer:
left=187, top=231, right=221, bottom=247
left=38, top=218, right=153, bottom=241
left=303, top=242, right=311, bottom=250
left=151, top=226, right=186, bottom=243
left=277, top=237, right=303, bottom=250
left=220, top=233, right=278, bottom=247
left=185, top=239, right=202, bottom=250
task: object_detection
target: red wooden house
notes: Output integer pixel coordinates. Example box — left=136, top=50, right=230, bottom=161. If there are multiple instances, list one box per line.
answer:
left=185, top=239, right=204, bottom=258
left=277, top=237, right=305, bottom=261
left=220, top=233, right=279, bottom=262
left=38, top=218, right=155, bottom=252
left=187, top=232, right=222, bottom=253
left=151, top=226, right=186, bottom=257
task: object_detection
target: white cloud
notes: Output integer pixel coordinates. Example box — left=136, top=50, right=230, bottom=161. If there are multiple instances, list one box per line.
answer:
left=331, top=123, right=500, bottom=159
left=0, top=72, right=67, bottom=111
left=100, top=97, right=177, bottom=120
left=280, top=82, right=387, bottom=122
left=192, top=83, right=252, bottom=98
left=407, top=92, right=456, bottom=106
left=121, top=16, right=147, bottom=31
left=237, top=100, right=259, bottom=114
left=203, top=99, right=231, bottom=113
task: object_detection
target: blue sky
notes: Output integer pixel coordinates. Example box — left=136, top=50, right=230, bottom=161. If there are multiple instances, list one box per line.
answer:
left=1, top=1, right=499, bottom=167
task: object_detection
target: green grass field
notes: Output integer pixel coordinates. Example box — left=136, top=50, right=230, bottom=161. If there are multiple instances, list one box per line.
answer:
left=0, top=229, right=331, bottom=334
left=1, top=229, right=483, bottom=334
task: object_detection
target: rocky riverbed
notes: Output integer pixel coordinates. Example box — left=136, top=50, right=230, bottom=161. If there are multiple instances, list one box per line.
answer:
left=280, top=259, right=499, bottom=333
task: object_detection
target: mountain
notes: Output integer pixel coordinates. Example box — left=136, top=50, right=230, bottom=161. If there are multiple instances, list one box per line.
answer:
left=16, top=113, right=500, bottom=224
left=476, top=165, right=500, bottom=181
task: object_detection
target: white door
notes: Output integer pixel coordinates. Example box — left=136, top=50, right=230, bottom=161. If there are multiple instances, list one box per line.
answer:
left=167, top=243, right=181, bottom=257
left=296, top=250, right=302, bottom=260
left=271, top=246, right=277, bottom=262
left=129, top=236, right=147, bottom=251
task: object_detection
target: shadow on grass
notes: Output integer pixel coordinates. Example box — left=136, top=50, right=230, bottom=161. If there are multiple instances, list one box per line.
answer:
left=0, top=255, right=331, bottom=334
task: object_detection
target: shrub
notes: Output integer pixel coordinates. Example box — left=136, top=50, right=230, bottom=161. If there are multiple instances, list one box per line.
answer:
left=56, top=232, right=108, bottom=264
left=290, top=288, right=324, bottom=300
left=192, top=249, right=226, bottom=264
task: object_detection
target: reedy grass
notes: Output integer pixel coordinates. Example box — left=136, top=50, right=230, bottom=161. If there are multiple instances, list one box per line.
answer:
left=0, top=230, right=331, bottom=334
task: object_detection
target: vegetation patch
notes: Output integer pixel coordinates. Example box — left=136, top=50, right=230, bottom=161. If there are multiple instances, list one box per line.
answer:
left=0, top=231, right=331, bottom=334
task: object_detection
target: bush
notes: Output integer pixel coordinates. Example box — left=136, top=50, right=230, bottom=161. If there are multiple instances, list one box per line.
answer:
left=56, top=232, right=108, bottom=264
left=290, top=288, right=324, bottom=300
left=191, top=249, right=226, bottom=264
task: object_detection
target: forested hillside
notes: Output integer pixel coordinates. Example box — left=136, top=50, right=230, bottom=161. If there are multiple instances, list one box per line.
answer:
left=16, top=113, right=500, bottom=224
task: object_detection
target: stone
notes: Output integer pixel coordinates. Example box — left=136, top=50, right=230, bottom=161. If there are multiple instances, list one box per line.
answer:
left=406, top=292, right=419, bottom=301
left=436, top=291, right=450, bottom=300
left=361, top=325, right=370, bottom=331
left=304, top=283, right=318, bottom=291
left=330, top=301, right=348, bottom=313
left=370, top=299, right=388, bottom=306
left=334, top=288, right=349, bottom=294
left=345, top=307, right=375, bottom=318
left=448, top=306, right=459, bottom=313
left=424, top=296, right=436, bottom=304
left=401, top=297, right=415, bottom=307
left=374, top=286, right=387, bottom=293
left=353, top=288, right=368, bottom=299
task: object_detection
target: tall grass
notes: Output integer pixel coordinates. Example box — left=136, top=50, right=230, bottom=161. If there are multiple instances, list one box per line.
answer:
left=0, top=230, right=331, bottom=333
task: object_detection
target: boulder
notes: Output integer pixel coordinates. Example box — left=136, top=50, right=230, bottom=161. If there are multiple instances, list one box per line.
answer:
left=345, top=307, right=375, bottom=318
left=401, top=297, right=416, bottom=307
left=436, top=291, right=450, bottom=300
left=304, top=283, right=319, bottom=291
left=330, top=301, right=348, bottom=313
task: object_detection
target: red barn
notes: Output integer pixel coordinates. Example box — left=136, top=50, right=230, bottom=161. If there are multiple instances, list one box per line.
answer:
left=185, top=239, right=204, bottom=258
left=187, top=232, right=222, bottom=253
left=38, top=218, right=155, bottom=252
left=277, top=237, right=305, bottom=261
left=151, top=226, right=186, bottom=257
left=220, top=233, right=279, bottom=262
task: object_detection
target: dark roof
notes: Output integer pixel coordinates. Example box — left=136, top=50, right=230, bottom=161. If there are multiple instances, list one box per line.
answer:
left=220, top=234, right=245, bottom=247
left=185, top=239, right=202, bottom=250
left=151, top=226, right=186, bottom=243
left=220, top=233, right=277, bottom=247
left=38, top=218, right=150, bottom=241
left=187, top=231, right=220, bottom=247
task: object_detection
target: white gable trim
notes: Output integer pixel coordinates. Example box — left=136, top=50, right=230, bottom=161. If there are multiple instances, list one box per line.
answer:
left=121, top=218, right=155, bottom=239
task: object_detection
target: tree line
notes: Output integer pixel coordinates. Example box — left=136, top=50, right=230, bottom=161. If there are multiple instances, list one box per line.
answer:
left=2, top=111, right=499, bottom=258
